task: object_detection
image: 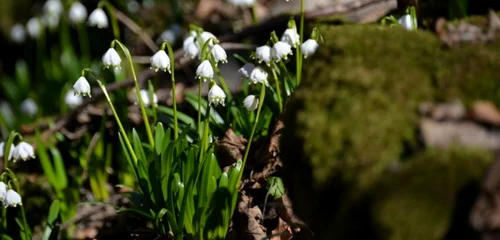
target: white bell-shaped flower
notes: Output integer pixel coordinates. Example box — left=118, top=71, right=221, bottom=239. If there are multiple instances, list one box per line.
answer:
left=200, top=31, right=217, bottom=46
left=21, top=98, right=38, bottom=117
left=4, top=189, right=21, bottom=208
left=238, top=63, right=255, bottom=79
left=73, top=76, right=91, bottom=97
left=249, top=67, right=269, bottom=85
left=281, top=28, right=300, bottom=48
left=183, top=36, right=200, bottom=59
left=300, top=39, right=319, bottom=58
left=135, top=89, right=158, bottom=107
left=69, top=2, right=88, bottom=24
left=0, top=142, right=14, bottom=161
left=208, top=85, right=226, bottom=107
left=88, top=8, right=108, bottom=28
left=398, top=14, right=415, bottom=30
left=227, top=0, right=256, bottom=7
left=211, top=44, right=227, bottom=65
left=271, top=41, right=292, bottom=62
left=102, top=48, right=121, bottom=69
left=255, top=45, right=271, bottom=65
left=65, top=90, right=84, bottom=109
left=243, top=95, right=259, bottom=111
left=150, top=50, right=171, bottom=72
left=26, top=18, right=42, bottom=39
left=44, top=0, right=63, bottom=17
left=10, top=24, right=25, bottom=44
left=12, top=142, right=35, bottom=162
left=0, top=182, right=6, bottom=201
left=196, top=60, right=214, bottom=82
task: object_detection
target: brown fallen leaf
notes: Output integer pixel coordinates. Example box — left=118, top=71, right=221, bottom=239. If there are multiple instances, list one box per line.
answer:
left=215, top=126, right=247, bottom=168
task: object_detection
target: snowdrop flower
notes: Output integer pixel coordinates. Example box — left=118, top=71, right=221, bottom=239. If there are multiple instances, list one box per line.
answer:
left=0, top=182, right=5, bottom=201
left=135, top=90, right=158, bottom=107
left=10, top=24, right=25, bottom=43
left=255, top=45, right=271, bottom=65
left=227, top=0, right=255, bottom=7
left=271, top=41, right=292, bottom=62
left=238, top=63, right=255, bottom=79
left=211, top=44, right=227, bottom=65
left=65, top=90, right=83, bottom=109
left=249, top=67, right=268, bottom=85
left=12, top=142, right=35, bottom=162
left=281, top=28, right=300, bottom=48
left=183, top=36, right=200, bottom=59
left=200, top=31, right=217, bottom=46
left=73, top=76, right=91, bottom=97
left=398, top=14, right=415, bottom=30
left=69, top=2, right=88, bottom=24
left=21, top=98, right=38, bottom=117
left=300, top=39, right=319, bottom=58
left=4, top=189, right=21, bottom=207
left=243, top=95, right=258, bottom=111
left=44, top=0, right=63, bottom=17
left=208, top=85, right=226, bottom=107
left=196, top=60, right=214, bottom=82
left=150, top=50, right=171, bottom=72
left=102, top=48, right=121, bottom=69
left=0, top=142, right=14, bottom=161
left=26, top=18, right=42, bottom=39
left=88, top=8, right=108, bottom=28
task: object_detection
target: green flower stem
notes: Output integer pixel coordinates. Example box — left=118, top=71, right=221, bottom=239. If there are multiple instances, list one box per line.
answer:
left=198, top=78, right=203, bottom=135
left=98, top=1, right=120, bottom=39
left=97, top=80, right=138, bottom=164
left=271, top=67, right=283, bottom=112
left=161, top=41, right=179, bottom=140
left=6, top=168, right=31, bottom=240
left=113, top=40, right=155, bottom=149
left=238, top=82, right=266, bottom=182
left=297, top=0, right=305, bottom=86
left=199, top=105, right=212, bottom=163
left=76, top=23, right=91, bottom=65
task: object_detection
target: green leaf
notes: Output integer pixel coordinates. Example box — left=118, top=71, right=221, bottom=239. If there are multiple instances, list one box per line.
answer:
left=47, top=199, right=61, bottom=225
left=266, top=176, right=285, bottom=199
left=118, top=133, right=139, bottom=181
left=132, top=129, right=147, bottom=163
left=184, top=92, right=225, bottom=125
left=49, top=147, right=68, bottom=190
left=155, top=122, right=165, bottom=155
left=156, top=106, right=196, bottom=130
left=116, top=207, right=154, bottom=220
left=35, top=131, right=57, bottom=188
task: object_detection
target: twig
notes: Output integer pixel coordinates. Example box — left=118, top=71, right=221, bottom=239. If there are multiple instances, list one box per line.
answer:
left=114, top=8, right=159, bottom=52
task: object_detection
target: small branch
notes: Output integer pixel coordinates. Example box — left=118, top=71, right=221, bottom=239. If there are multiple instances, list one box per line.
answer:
left=113, top=8, right=159, bottom=52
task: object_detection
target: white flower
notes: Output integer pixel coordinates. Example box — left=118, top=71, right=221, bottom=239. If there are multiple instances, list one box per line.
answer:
left=88, top=8, right=108, bottom=28
left=196, top=60, right=214, bottom=82
left=208, top=85, right=226, bottom=107
left=21, top=98, right=38, bottom=117
left=102, top=48, right=121, bottom=69
left=44, top=0, right=63, bottom=17
left=12, top=142, right=35, bottom=162
left=69, top=2, right=88, bottom=24
left=4, top=189, right=21, bottom=207
left=150, top=50, right=171, bottom=72
left=211, top=44, right=227, bottom=65
left=0, top=142, right=14, bottom=161
left=0, top=182, right=6, bottom=201
left=135, top=90, right=158, bottom=107
left=243, top=95, right=259, bottom=111
left=398, top=14, right=415, bottom=30
left=300, top=39, right=319, bottom=58
left=65, top=90, right=83, bottom=109
left=43, top=14, right=60, bottom=30
left=73, top=76, right=91, bottom=97
left=183, top=36, right=200, bottom=59
left=26, top=18, right=42, bottom=39
left=10, top=24, right=25, bottom=43
left=200, top=31, right=217, bottom=46
left=255, top=45, right=271, bottom=65
left=227, top=0, right=255, bottom=7
left=271, top=41, right=292, bottom=62
left=157, top=24, right=182, bottom=44
left=249, top=67, right=269, bottom=85
left=281, top=28, right=300, bottom=48
left=238, top=63, right=255, bottom=79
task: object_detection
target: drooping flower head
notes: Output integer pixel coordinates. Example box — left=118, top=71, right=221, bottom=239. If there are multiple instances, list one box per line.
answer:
left=150, top=50, right=171, bottom=72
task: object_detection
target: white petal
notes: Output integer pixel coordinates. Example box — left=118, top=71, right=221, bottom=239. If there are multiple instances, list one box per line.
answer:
left=102, top=48, right=121, bottom=69
left=243, top=95, right=259, bottom=111
left=196, top=60, right=214, bottom=81
left=208, top=85, right=226, bottom=107
left=238, top=63, right=255, bottom=78
left=88, top=8, right=108, bottom=28
left=73, top=76, right=91, bottom=97
left=69, top=2, right=88, bottom=24
left=4, top=189, right=21, bottom=207
left=150, top=50, right=171, bottom=72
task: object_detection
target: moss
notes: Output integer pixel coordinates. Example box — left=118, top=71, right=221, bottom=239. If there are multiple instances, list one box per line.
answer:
left=281, top=19, right=500, bottom=239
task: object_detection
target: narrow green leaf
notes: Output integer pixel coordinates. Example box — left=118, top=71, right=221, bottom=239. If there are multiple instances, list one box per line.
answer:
left=35, top=131, right=57, bottom=188
left=47, top=199, right=61, bottom=225
left=132, top=129, right=147, bottom=163
left=155, top=123, right=165, bottom=155
left=49, top=147, right=68, bottom=190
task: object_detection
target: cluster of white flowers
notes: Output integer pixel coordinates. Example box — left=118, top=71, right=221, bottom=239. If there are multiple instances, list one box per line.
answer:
left=0, top=182, right=22, bottom=208
left=0, top=141, right=35, bottom=163
left=227, top=0, right=255, bottom=7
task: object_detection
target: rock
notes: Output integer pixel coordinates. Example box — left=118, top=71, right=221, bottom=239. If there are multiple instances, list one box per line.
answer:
left=468, top=101, right=500, bottom=126
left=280, top=14, right=500, bottom=240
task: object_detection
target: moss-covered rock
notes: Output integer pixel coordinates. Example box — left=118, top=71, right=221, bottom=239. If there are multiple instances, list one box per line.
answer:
left=280, top=21, right=500, bottom=240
